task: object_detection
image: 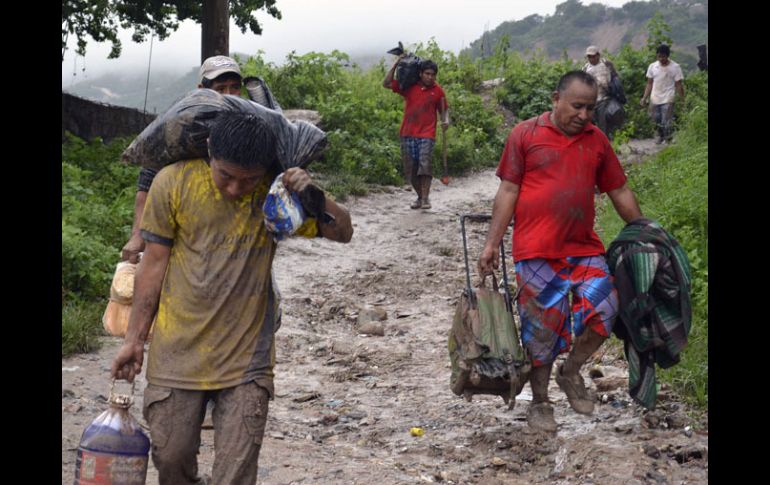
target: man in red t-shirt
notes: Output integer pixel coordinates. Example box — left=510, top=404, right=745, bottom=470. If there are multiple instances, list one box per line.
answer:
left=478, top=71, right=643, bottom=433
left=383, top=55, right=449, bottom=209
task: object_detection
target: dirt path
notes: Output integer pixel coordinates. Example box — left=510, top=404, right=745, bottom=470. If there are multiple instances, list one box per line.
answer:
left=62, top=150, right=707, bottom=484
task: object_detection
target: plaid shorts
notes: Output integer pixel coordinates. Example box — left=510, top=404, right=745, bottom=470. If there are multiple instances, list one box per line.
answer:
left=515, top=256, right=618, bottom=366
left=400, top=137, right=434, bottom=179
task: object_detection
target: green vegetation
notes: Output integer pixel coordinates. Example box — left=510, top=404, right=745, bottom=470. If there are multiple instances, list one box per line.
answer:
left=62, top=134, right=136, bottom=355
left=597, top=70, right=708, bottom=408
left=495, top=51, right=581, bottom=121
left=240, top=40, right=506, bottom=200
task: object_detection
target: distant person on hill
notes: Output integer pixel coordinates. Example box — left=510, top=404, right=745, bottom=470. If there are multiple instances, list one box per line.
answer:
left=478, top=71, right=643, bottom=433
left=582, top=45, right=621, bottom=139
left=640, top=44, right=685, bottom=144
left=383, top=55, right=449, bottom=210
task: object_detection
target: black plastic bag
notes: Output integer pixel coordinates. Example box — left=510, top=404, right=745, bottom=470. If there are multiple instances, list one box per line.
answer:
left=122, top=89, right=327, bottom=172
left=386, top=41, right=404, bottom=56
left=396, top=54, right=422, bottom=92
left=608, top=74, right=627, bottom=105
left=605, top=97, right=626, bottom=130
left=385, top=41, right=422, bottom=91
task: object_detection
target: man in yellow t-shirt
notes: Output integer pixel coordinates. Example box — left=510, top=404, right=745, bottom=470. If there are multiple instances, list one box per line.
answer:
left=111, top=111, right=353, bottom=484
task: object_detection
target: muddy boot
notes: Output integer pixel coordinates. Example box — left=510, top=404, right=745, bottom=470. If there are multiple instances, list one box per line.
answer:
left=527, top=402, right=557, bottom=433
left=555, top=329, right=605, bottom=415
left=410, top=197, right=422, bottom=209
left=527, top=363, right=557, bottom=432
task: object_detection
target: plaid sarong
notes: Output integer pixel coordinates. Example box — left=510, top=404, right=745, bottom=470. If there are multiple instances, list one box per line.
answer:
left=514, top=256, right=618, bottom=366
left=607, top=218, right=692, bottom=410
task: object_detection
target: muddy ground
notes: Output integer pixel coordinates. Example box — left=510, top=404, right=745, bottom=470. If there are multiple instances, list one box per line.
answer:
left=62, top=140, right=707, bottom=484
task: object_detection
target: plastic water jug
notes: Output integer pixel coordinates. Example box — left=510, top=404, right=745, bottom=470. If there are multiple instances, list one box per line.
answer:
left=74, top=380, right=150, bottom=484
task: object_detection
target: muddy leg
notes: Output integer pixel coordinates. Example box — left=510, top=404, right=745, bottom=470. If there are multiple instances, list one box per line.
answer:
left=420, top=176, right=432, bottom=209
left=527, top=362, right=557, bottom=432
left=211, top=382, right=269, bottom=484
left=401, top=140, right=422, bottom=208
left=562, top=328, right=605, bottom=376
left=529, top=362, right=552, bottom=404
left=556, top=328, right=605, bottom=414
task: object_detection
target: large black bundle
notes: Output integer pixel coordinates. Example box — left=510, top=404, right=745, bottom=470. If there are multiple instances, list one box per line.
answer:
left=607, top=74, right=627, bottom=105
left=396, top=54, right=422, bottom=92
left=122, top=89, right=327, bottom=171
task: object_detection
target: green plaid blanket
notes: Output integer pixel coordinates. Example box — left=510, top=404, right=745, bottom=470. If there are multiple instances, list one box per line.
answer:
left=606, top=218, right=692, bottom=409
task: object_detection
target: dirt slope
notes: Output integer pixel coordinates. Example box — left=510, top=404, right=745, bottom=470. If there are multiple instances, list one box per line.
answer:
left=62, top=157, right=707, bottom=484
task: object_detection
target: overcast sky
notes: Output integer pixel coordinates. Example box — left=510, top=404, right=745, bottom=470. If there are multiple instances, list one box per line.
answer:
left=62, top=0, right=634, bottom=87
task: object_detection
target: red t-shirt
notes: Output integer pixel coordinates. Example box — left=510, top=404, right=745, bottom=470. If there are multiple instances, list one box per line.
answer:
left=391, top=79, right=447, bottom=139
left=496, top=112, right=627, bottom=261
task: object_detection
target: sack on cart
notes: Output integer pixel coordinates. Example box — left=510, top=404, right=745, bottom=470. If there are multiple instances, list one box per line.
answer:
left=447, top=214, right=531, bottom=409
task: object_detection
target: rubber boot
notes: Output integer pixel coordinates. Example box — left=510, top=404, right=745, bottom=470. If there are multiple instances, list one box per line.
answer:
left=556, top=329, right=606, bottom=415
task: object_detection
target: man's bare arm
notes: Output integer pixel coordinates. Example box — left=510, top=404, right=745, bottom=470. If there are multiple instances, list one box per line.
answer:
left=478, top=180, right=519, bottom=276
left=111, top=241, right=171, bottom=382
left=607, top=184, right=643, bottom=223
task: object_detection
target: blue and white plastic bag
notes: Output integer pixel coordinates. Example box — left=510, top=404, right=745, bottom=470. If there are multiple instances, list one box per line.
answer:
left=263, top=173, right=306, bottom=241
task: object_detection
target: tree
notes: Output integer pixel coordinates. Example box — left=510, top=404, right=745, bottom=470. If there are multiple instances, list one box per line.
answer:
left=62, top=0, right=281, bottom=61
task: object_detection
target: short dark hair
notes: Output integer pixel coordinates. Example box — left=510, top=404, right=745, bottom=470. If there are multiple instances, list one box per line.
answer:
left=200, top=72, right=242, bottom=88
left=420, top=60, right=438, bottom=74
left=656, top=44, right=671, bottom=56
left=556, top=70, right=597, bottom=93
left=208, top=111, right=277, bottom=169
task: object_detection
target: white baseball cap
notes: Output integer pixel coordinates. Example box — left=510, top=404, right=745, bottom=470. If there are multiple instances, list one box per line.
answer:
left=199, top=55, right=242, bottom=84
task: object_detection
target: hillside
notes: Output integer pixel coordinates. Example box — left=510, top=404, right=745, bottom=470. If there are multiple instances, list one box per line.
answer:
left=63, top=67, right=199, bottom=115
left=464, top=0, right=708, bottom=70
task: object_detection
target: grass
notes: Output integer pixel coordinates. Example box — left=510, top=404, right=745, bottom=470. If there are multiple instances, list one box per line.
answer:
left=62, top=297, right=106, bottom=356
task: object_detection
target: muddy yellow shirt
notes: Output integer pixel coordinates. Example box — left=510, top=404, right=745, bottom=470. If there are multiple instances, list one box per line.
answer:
left=140, top=159, right=317, bottom=395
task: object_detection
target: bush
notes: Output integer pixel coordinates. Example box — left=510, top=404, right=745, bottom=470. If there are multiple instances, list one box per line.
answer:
left=62, top=133, right=137, bottom=355
left=496, top=51, right=580, bottom=121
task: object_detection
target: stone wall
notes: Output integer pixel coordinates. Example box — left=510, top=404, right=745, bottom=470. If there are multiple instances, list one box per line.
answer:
left=62, top=92, right=156, bottom=143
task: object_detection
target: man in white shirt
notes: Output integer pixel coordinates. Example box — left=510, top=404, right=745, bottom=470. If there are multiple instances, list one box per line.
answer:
left=640, top=44, right=686, bottom=144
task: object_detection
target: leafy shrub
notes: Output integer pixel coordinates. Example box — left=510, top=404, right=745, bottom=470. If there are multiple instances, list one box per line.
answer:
left=62, top=134, right=137, bottom=355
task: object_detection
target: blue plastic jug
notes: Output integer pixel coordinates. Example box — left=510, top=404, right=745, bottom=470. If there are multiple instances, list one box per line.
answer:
left=74, top=380, right=150, bottom=484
